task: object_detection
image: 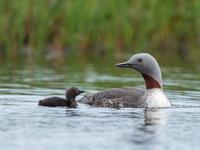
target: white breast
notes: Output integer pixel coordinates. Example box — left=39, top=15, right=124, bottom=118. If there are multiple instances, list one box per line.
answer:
left=143, top=89, right=171, bottom=108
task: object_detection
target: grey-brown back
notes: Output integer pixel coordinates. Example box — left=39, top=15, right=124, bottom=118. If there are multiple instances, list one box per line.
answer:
left=79, top=87, right=145, bottom=108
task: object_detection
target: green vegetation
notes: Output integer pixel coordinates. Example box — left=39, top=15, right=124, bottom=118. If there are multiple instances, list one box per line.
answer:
left=0, top=0, right=199, bottom=67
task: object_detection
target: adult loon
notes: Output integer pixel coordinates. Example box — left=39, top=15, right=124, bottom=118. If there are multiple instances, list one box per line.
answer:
left=39, top=87, right=84, bottom=108
left=79, top=53, right=171, bottom=108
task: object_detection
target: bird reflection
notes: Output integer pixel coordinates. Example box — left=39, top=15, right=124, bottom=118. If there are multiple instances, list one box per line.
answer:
left=144, top=108, right=169, bottom=126
left=65, top=109, right=80, bottom=117
left=132, top=108, right=170, bottom=145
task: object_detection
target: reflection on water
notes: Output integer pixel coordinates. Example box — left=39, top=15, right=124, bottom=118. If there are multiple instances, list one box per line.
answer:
left=65, top=109, right=82, bottom=117
left=144, top=108, right=169, bottom=126
left=0, top=65, right=200, bottom=150
left=132, top=109, right=169, bottom=147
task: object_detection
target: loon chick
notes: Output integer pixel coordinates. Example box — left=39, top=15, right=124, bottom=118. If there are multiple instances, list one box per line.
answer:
left=79, top=53, right=171, bottom=108
left=39, top=87, right=84, bottom=108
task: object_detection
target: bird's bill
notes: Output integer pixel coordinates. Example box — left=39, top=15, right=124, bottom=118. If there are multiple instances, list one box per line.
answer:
left=115, top=61, right=133, bottom=68
left=79, top=90, right=84, bottom=94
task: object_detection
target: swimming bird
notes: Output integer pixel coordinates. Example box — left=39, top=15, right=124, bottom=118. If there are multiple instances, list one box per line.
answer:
left=79, top=53, right=171, bottom=108
left=39, top=87, right=84, bottom=108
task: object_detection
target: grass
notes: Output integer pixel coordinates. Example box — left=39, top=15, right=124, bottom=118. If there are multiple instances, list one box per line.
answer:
left=0, top=0, right=199, bottom=67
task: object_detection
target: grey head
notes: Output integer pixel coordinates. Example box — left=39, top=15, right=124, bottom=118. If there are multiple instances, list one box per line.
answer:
left=116, top=53, right=163, bottom=89
left=66, top=87, right=84, bottom=100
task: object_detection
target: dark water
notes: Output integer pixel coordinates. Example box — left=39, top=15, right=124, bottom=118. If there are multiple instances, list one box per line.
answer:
left=0, top=64, right=200, bottom=150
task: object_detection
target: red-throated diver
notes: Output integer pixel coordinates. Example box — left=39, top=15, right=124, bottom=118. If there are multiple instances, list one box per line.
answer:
left=39, top=87, right=84, bottom=108
left=79, top=53, right=171, bottom=108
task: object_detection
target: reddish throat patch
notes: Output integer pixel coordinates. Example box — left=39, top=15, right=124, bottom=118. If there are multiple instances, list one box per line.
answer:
left=142, top=74, right=161, bottom=89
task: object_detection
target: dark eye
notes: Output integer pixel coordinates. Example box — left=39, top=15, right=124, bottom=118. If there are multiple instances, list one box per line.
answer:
left=138, top=58, right=142, bottom=62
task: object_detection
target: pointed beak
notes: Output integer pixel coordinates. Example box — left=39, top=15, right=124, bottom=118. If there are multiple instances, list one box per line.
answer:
left=79, top=90, right=84, bottom=94
left=115, top=61, right=133, bottom=68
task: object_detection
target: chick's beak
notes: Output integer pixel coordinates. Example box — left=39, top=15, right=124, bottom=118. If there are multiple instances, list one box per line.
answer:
left=79, top=90, right=84, bottom=94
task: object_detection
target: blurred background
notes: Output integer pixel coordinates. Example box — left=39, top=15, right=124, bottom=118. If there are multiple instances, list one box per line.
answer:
left=0, top=0, right=199, bottom=69
left=1, top=1, right=200, bottom=150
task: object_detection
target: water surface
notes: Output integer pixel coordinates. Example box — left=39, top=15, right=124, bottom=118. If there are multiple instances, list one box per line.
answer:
left=0, top=64, right=200, bottom=150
